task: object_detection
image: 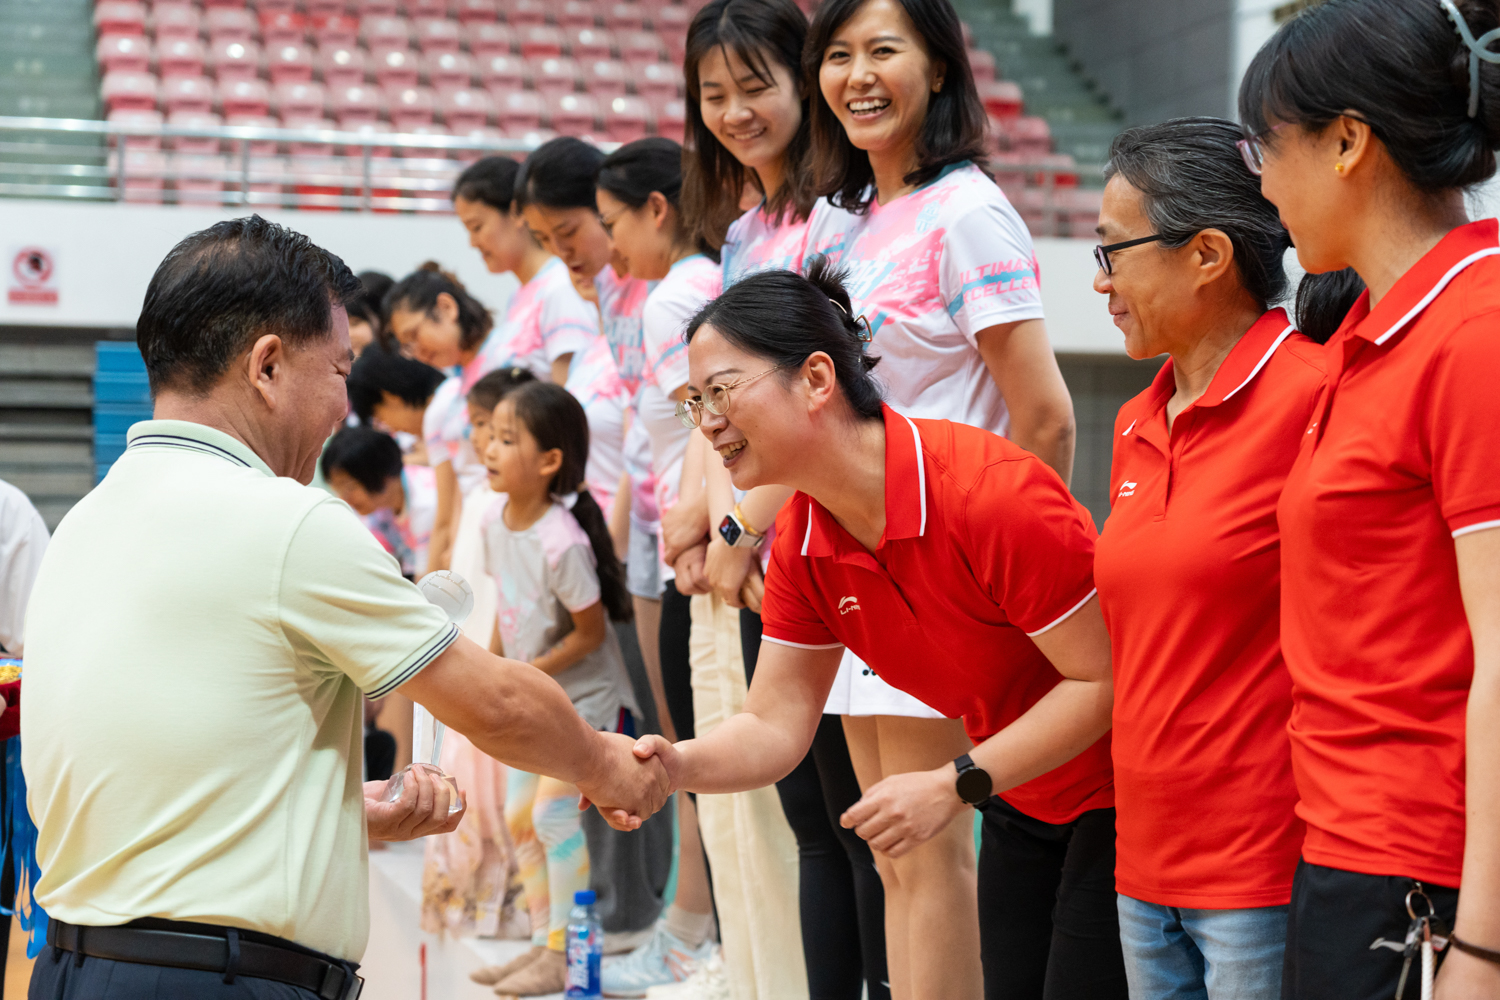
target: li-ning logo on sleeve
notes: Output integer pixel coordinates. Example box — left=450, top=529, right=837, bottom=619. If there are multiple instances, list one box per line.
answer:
left=1116, top=481, right=1138, bottom=499
left=838, top=596, right=862, bottom=615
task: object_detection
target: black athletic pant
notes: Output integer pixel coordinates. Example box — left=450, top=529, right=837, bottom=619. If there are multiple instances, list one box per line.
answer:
left=659, top=580, right=695, bottom=742
left=977, top=797, right=1127, bottom=1000
left=1283, top=859, right=1459, bottom=1000
left=742, top=610, right=891, bottom=1000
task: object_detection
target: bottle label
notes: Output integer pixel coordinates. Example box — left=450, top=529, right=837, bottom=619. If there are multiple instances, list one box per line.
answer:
left=565, top=923, right=602, bottom=998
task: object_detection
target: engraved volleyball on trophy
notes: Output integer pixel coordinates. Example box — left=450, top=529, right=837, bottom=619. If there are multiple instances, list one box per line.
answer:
left=382, top=570, right=474, bottom=815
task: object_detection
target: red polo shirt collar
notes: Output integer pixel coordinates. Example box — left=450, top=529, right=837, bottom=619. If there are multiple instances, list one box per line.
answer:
left=801, top=405, right=926, bottom=558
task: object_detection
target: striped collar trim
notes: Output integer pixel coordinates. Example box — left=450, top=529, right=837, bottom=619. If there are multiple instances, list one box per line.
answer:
left=126, top=420, right=274, bottom=477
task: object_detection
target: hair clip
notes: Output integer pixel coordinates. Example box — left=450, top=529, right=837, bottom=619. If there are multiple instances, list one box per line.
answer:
left=1440, top=0, right=1500, bottom=118
left=829, top=298, right=875, bottom=343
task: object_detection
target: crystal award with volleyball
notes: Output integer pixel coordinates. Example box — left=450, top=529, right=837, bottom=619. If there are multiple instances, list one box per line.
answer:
left=382, top=569, right=473, bottom=815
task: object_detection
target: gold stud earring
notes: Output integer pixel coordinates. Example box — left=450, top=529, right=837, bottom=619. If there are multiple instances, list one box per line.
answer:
left=1335, top=162, right=1346, bottom=174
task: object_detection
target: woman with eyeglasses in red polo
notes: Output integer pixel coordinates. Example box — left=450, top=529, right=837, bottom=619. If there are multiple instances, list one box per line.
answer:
left=1239, top=2, right=1500, bottom=997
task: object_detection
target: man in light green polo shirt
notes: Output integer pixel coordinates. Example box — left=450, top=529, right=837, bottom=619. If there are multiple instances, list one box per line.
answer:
left=21, top=216, right=669, bottom=1000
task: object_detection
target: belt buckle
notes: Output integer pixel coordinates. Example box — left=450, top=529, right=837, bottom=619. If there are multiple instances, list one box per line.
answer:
left=321, top=963, right=364, bottom=1000
left=345, top=974, right=364, bottom=1000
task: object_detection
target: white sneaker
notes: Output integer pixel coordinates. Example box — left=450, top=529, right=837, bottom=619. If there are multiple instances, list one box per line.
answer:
left=643, top=948, right=729, bottom=1000
left=601, top=920, right=714, bottom=998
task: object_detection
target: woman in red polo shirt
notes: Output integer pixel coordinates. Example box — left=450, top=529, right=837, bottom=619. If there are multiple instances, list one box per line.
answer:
left=630, top=259, right=1123, bottom=1000
left=1239, top=1, right=1500, bottom=997
left=1091, top=117, right=1324, bottom=999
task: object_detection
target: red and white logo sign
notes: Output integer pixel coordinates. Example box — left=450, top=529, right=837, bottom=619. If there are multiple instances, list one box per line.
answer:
left=8, top=246, right=58, bottom=306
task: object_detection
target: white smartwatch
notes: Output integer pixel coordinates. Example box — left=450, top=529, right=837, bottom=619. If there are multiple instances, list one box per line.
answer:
left=718, top=503, right=765, bottom=549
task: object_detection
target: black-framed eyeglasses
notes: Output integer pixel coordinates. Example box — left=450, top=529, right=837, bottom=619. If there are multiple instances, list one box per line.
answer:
left=1094, top=235, right=1165, bottom=275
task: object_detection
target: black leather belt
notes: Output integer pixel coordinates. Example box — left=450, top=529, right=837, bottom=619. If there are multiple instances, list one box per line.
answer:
left=48, top=918, right=363, bottom=1000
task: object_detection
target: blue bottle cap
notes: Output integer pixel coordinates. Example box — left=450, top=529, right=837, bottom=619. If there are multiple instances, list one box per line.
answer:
left=574, top=890, right=597, bottom=905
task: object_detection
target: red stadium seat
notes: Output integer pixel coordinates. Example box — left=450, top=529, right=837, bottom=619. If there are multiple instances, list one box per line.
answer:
left=559, top=0, right=598, bottom=28
left=404, top=0, right=451, bottom=18
left=356, top=0, right=401, bottom=15
left=151, top=3, right=202, bottom=42
left=319, top=43, right=370, bottom=86
left=967, top=47, right=995, bottom=83
left=618, top=29, right=663, bottom=65
left=209, top=39, right=262, bottom=82
left=530, top=55, right=580, bottom=96
left=333, top=83, right=384, bottom=125
left=581, top=58, right=627, bottom=96
left=455, top=0, right=499, bottom=24
left=478, top=52, right=526, bottom=90
left=602, top=93, right=648, bottom=141
left=547, top=91, right=598, bottom=134
left=205, top=8, right=258, bottom=43
left=361, top=15, right=412, bottom=48
left=274, top=79, right=328, bottom=118
left=103, top=71, right=161, bottom=112
left=978, top=79, right=1022, bottom=120
left=262, top=12, right=309, bottom=45
left=508, top=0, right=550, bottom=26
left=653, top=4, right=687, bottom=39
left=372, top=46, right=421, bottom=87
left=96, top=1, right=148, bottom=36
left=312, top=13, right=360, bottom=46
left=97, top=35, right=152, bottom=75
left=387, top=84, right=437, bottom=128
left=1006, top=115, right=1052, bottom=157
left=305, top=0, right=348, bottom=13
left=219, top=77, right=272, bottom=116
left=257, top=0, right=300, bottom=13
left=414, top=17, right=462, bottom=51
left=202, top=0, right=248, bottom=10
left=519, top=25, right=566, bottom=57
left=268, top=43, right=314, bottom=82
left=651, top=94, right=683, bottom=139
left=157, top=38, right=208, bottom=78
left=467, top=21, right=516, bottom=56
left=635, top=59, right=680, bottom=98
left=161, top=74, right=216, bottom=114
left=567, top=27, right=614, bottom=60
left=424, top=50, right=477, bottom=89
left=167, top=110, right=223, bottom=153
left=107, top=108, right=164, bottom=148
left=496, top=88, right=544, bottom=131
left=603, top=2, right=644, bottom=31
left=439, top=86, right=494, bottom=129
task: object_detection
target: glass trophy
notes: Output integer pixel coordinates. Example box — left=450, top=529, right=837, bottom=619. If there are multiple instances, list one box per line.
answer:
left=382, top=570, right=474, bottom=815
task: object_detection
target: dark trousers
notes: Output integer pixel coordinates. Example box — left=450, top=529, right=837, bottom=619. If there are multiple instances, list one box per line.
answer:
left=29, top=951, right=322, bottom=999
left=1283, top=859, right=1459, bottom=1000
left=741, top=610, right=890, bottom=1000
left=659, top=580, right=695, bottom=742
left=978, top=798, right=1127, bottom=1000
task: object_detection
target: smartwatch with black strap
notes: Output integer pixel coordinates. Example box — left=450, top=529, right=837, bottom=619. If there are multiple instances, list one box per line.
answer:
left=954, top=753, right=993, bottom=806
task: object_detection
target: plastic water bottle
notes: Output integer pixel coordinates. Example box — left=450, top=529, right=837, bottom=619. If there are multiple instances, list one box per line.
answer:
left=565, top=889, right=603, bottom=999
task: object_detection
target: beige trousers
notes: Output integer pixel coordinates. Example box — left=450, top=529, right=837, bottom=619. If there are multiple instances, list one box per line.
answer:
left=689, top=593, right=809, bottom=1000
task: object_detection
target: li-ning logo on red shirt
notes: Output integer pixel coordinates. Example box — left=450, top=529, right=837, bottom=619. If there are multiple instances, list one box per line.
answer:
left=838, top=596, right=861, bottom=615
left=1116, top=480, right=1138, bottom=498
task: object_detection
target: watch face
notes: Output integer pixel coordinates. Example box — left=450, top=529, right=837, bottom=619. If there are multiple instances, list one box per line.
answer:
left=956, top=766, right=992, bottom=805
left=718, top=514, right=742, bottom=548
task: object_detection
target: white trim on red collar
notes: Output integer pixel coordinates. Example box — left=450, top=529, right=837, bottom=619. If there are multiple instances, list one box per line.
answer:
left=1373, top=245, right=1500, bottom=346
left=1221, top=323, right=1297, bottom=402
left=801, top=499, right=815, bottom=556
left=893, top=411, right=927, bottom=537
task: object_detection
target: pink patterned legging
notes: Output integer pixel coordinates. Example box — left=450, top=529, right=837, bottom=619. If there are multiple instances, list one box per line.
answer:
left=504, top=771, right=591, bottom=951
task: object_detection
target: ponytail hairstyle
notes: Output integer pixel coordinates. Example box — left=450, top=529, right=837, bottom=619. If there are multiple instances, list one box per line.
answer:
left=682, top=0, right=815, bottom=248
left=515, top=136, right=606, bottom=210
left=596, top=137, right=721, bottom=263
left=383, top=262, right=494, bottom=351
left=684, top=255, right=884, bottom=420
left=507, top=382, right=634, bottom=622
left=1295, top=268, right=1366, bottom=345
left=1239, top=0, right=1500, bottom=193
left=452, top=155, right=523, bottom=212
left=467, top=364, right=537, bottom=412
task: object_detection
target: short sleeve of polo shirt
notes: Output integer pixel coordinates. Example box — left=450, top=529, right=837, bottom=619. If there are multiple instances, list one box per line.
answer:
left=962, top=458, right=1097, bottom=635
left=938, top=186, right=1044, bottom=346
left=759, top=505, right=843, bottom=650
left=1430, top=315, right=1500, bottom=535
left=540, top=282, right=601, bottom=364
left=279, top=499, right=458, bottom=698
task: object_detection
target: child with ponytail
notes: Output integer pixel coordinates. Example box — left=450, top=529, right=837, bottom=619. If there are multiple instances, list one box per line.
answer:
left=476, top=381, right=640, bottom=997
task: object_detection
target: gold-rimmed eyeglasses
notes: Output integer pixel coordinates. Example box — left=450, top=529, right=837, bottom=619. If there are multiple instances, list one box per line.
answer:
left=675, top=366, right=786, bottom=429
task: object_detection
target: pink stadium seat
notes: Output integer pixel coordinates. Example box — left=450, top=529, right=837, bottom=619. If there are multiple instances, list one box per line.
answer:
left=274, top=79, right=328, bottom=118
left=262, top=12, right=309, bottom=45
left=635, top=59, right=681, bottom=98
left=452, top=123, right=503, bottom=159
left=653, top=4, right=687, bottom=39
left=439, top=86, right=494, bottom=129
left=519, top=25, right=566, bottom=58
left=162, top=74, right=216, bottom=114
left=497, top=88, right=544, bottom=131
left=312, top=14, right=360, bottom=46
left=567, top=27, right=613, bottom=60
left=405, top=0, right=451, bottom=18
left=219, top=77, right=272, bottom=116
left=1006, top=115, right=1052, bottom=157
left=167, top=110, right=223, bottom=153
left=508, top=0, right=550, bottom=27
left=114, top=148, right=168, bottom=203
left=424, top=50, right=477, bottom=89
left=530, top=55, right=580, bottom=96
left=603, top=2, right=644, bottom=31
left=97, top=35, right=152, bottom=75
left=107, top=108, right=164, bottom=148
left=978, top=79, right=1022, bottom=120
left=618, top=29, right=663, bottom=65
left=967, top=47, right=995, bottom=83
left=651, top=94, right=683, bottom=139
left=268, top=43, right=314, bottom=82
left=547, top=91, right=598, bottom=134
left=603, top=93, right=647, bottom=141
left=306, top=0, right=350, bottom=14
left=396, top=122, right=449, bottom=161
left=209, top=39, right=262, bottom=82
left=202, top=0, right=248, bottom=10
left=172, top=152, right=228, bottom=203
left=414, top=18, right=462, bottom=52
left=205, top=8, right=258, bottom=43
left=479, top=52, right=526, bottom=91
left=257, top=0, right=300, bottom=14
left=582, top=58, right=627, bottom=96
left=361, top=15, right=412, bottom=48
left=151, top=3, right=202, bottom=42
left=504, top=125, right=556, bottom=148
left=961, top=21, right=973, bottom=47
left=225, top=113, right=280, bottom=156
left=333, top=83, right=384, bottom=125
left=102, top=70, right=161, bottom=112
left=559, top=0, right=598, bottom=28
left=342, top=119, right=393, bottom=155
left=467, top=22, right=516, bottom=55
left=387, top=84, right=437, bottom=128
left=455, top=0, right=499, bottom=24
left=96, top=1, right=148, bottom=36
left=319, top=44, right=370, bottom=86
left=373, top=46, right=421, bottom=87
left=158, top=38, right=208, bottom=78
left=356, top=0, right=401, bottom=15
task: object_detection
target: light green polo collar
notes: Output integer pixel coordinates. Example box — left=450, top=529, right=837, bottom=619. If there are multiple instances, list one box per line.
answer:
left=125, top=420, right=276, bottom=478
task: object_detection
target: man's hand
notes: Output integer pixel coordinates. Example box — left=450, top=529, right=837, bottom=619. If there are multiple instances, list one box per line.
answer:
left=840, top=765, right=965, bottom=858
left=705, top=537, right=755, bottom=609
left=578, top=732, right=673, bottom=832
left=365, top=766, right=465, bottom=841
left=672, top=543, right=711, bottom=595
